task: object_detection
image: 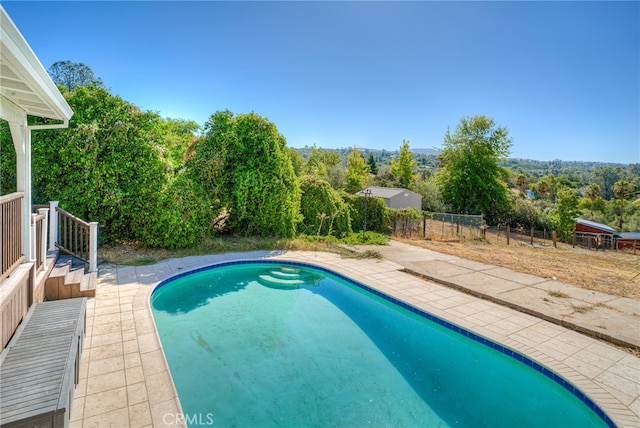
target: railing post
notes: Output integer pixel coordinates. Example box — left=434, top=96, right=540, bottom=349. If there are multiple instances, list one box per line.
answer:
left=30, top=213, right=37, bottom=263
left=89, top=221, right=98, bottom=273
left=38, top=208, right=49, bottom=268
left=49, top=201, right=59, bottom=251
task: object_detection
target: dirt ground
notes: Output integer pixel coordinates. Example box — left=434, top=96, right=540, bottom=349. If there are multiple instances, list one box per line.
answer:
left=394, top=236, right=640, bottom=300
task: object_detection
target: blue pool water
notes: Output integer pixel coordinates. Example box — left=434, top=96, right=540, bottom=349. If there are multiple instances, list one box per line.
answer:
left=151, top=261, right=614, bottom=428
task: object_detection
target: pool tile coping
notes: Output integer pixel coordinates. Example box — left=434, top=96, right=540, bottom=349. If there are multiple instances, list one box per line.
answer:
left=71, top=250, right=640, bottom=428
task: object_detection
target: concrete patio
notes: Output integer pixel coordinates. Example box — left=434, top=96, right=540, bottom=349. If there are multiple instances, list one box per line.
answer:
left=70, top=248, right=640, bottom=427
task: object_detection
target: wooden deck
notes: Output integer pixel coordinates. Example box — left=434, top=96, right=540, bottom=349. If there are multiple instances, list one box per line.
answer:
left=0, top=297, right=86, bottom=428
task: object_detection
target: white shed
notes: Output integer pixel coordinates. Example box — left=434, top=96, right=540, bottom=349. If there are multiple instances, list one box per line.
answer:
left=357, top=186, right=422, bottom=210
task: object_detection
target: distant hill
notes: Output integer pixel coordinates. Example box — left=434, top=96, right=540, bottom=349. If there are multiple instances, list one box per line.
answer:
left=411, top=148, right=440, bottom=156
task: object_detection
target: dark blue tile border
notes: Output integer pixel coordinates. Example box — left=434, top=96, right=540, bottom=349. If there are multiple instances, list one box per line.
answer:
left=152, top=259, right=617, bottom=428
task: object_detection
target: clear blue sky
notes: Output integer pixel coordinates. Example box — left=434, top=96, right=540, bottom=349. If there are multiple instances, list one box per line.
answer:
left=4, top=1, right=639, bottom=164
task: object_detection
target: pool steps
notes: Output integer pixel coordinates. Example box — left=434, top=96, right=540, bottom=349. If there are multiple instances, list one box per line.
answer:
left=257, top=266, right=313, bottom=289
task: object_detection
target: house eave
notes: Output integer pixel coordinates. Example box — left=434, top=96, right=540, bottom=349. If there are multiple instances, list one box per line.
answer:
left=0, top=6, right=73, bottom=123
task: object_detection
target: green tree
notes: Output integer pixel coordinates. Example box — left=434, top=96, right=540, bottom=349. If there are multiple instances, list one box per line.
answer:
left=390, top=139, right=417, bottom=189
left=345, top=147, right=370, bottom=193
left=302, top=145, right=344, bottom=188
left=188, top=111, right=301, bottom=237
left=367, top=152, right=378, bottom=175
left=48, top=60, right=104, bottom=91
left=436, top=115, right=512, bottom=222
left=304, top=144, right=328, bottom=177
left=413, top=175, right=446, bottom=212
left=534, top=177, right=552, bottom=200
left=585, top=183, right=601, bottom=217
left=514, top=173, right=529, bottom=197
left=612, top=179, right=636, bottom=229
left=548, top=188, right=581, bottom=241
left=591, top=166, right=620, bottom=200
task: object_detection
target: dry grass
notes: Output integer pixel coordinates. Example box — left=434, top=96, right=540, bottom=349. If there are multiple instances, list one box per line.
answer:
left=395, top=236, right=640, bottom=300
left=98, top=235, right=385, bottom=266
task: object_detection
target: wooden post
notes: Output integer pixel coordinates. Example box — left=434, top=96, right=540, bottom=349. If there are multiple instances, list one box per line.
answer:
left=393, top=214, right=397, bottom=236
left=552, top=230, right=557, bottom=247
left=530, top=227, right=534, bottom=245
left=423, top=214, right=426, bottom=238
left=506, top=225, right=510, bottom=245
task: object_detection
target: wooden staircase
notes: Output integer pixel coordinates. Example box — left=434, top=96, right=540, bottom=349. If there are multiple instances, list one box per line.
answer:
left=45, top=256, right=96, bottom=300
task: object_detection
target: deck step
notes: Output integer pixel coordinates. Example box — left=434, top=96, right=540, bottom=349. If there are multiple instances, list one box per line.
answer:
left=45, top=256, right=96, bottom=300
left=79, top=271, right=97, bottom=297
left=48, top=262, right=70, bottom=281
left=65, top=268, right=84, bottom=286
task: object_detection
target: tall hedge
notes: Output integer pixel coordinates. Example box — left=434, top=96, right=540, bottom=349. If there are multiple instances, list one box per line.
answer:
left=134, top=174, right=213, bottom=248
left=299, top=175, right=351, bottom=236
left=30, top=86, right=173, bottom=245
left=187, top=111, right=301, bottom=237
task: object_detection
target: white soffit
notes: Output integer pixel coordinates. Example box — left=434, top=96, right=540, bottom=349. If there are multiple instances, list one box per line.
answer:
left=0, top=5, right=72, bottom=122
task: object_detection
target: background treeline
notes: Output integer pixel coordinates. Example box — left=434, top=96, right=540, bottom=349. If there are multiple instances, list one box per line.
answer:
left=0, top=62, right=638, bottom=248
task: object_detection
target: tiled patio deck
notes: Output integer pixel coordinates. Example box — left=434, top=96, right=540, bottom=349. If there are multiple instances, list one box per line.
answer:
left=70, top=250, right=640, bottom=427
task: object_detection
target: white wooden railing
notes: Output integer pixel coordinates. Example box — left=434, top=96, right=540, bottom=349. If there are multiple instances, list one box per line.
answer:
left=0, top=192, right=25, bottom=283
left=1, top=198, right=97, bottom=282
left=49, top=201, right=98, bottom=272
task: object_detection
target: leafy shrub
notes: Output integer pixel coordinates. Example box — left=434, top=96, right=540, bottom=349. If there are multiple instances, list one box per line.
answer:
left=298, top=175, right=351, bottom=236
left=340, top=231, right=389, bottom=245
left=509, top=198, right=549, bottom=230
left=342, top=192, right=388, bottom=233
left=134, top=174, right=214, bottom=249
left=548, top=188, right=581, bottom=241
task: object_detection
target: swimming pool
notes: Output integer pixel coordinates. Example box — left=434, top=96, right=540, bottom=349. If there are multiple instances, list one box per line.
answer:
left=151, top=260, right=614, bottom=427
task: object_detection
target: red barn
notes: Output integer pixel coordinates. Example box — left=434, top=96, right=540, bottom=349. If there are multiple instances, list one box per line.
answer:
left=574, top=218, right=640, bottom=251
